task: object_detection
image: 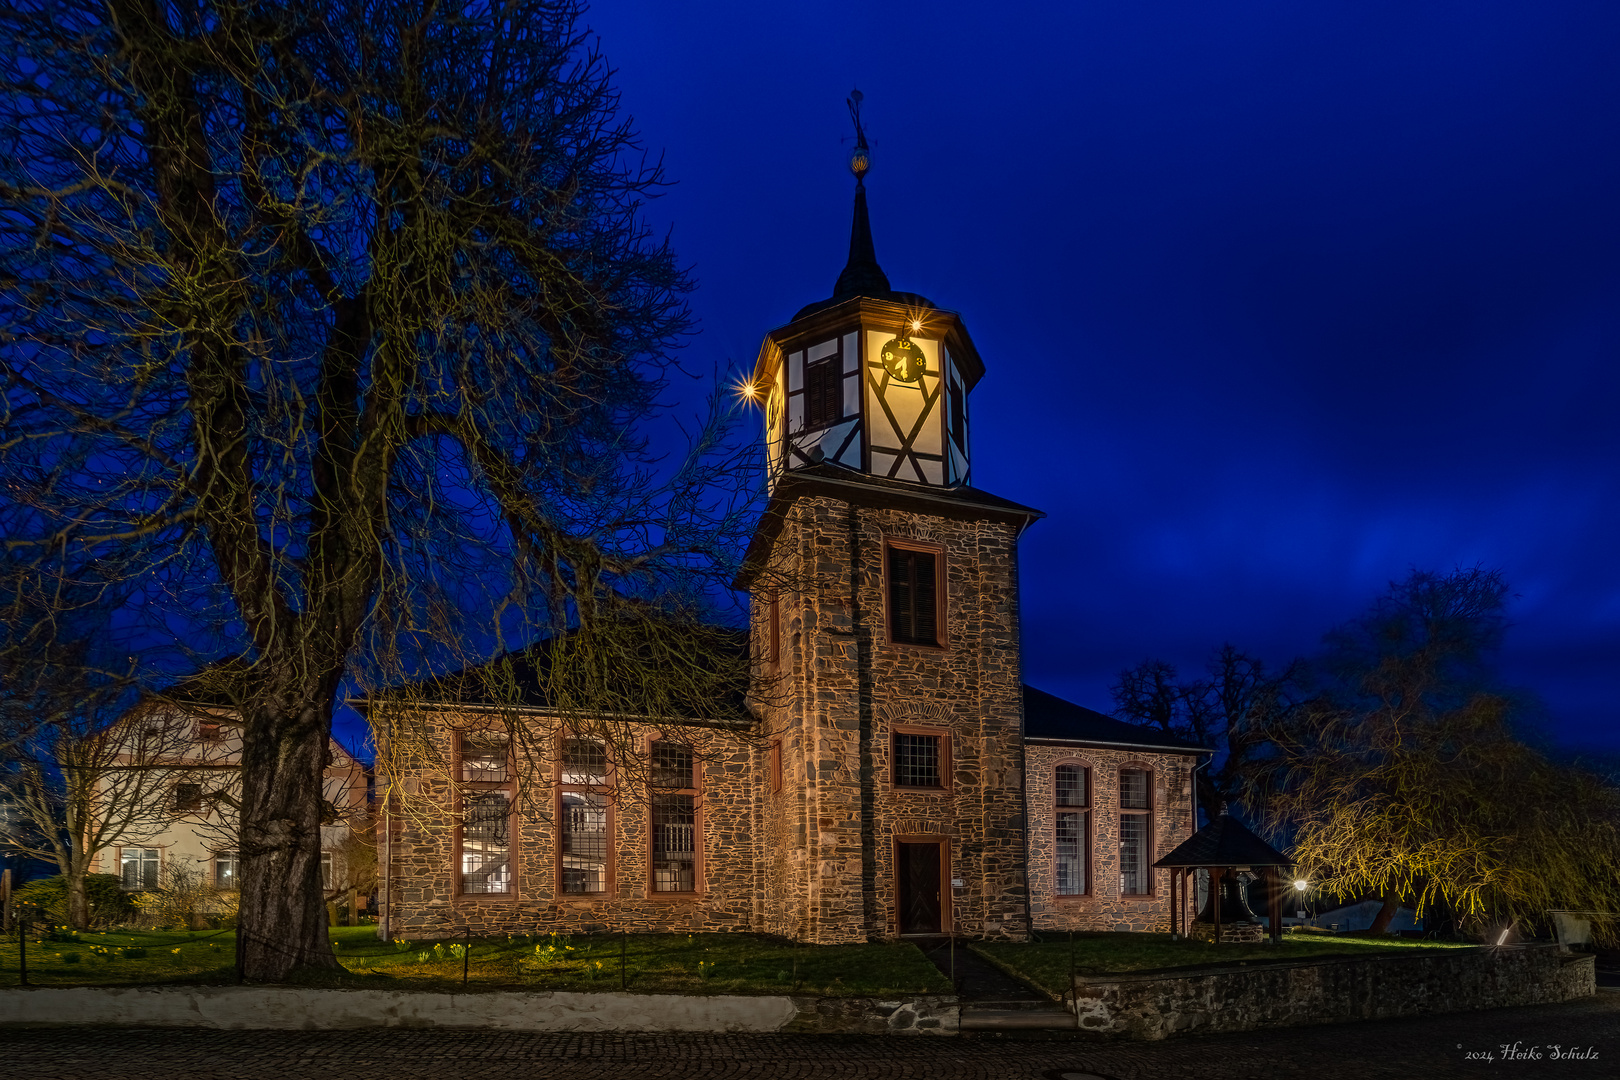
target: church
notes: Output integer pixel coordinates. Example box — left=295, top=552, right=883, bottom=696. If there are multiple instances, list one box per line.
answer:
left=374, top=106, right=1207, bottom=945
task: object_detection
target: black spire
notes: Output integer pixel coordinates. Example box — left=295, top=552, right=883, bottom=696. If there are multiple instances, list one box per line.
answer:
left=831, top=89, right=891, bottom=301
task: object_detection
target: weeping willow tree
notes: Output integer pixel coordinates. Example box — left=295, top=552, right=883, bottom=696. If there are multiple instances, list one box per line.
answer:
left=0, top=0, right=764, bottom=979
left=1241, top=569, right=1620, bottom=941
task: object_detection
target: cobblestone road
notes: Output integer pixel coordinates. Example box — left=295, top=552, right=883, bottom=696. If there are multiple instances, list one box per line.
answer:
left=1, top=995, right=1614, bottom=1080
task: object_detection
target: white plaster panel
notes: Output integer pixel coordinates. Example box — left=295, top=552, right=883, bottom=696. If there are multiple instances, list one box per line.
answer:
left=842, top=332, right=860, bottom=373
left=787, top=350, right=803, bottom=392
left=806, top=338, right=838, bottom=363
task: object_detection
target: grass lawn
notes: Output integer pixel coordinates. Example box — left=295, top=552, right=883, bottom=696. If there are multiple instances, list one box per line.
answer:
left=0, top=925, right=950, bottom=998
left=974, top=932, right=1476, bottom=1000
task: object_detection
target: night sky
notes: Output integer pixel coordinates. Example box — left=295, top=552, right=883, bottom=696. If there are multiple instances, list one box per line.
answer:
left=579, top=1, right=1620, bottom=755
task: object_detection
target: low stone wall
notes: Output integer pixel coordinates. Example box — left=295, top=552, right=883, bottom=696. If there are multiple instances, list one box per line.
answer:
left=0, top=985, right=957, bottom=1035
left=1071, top=944, right=1595, bottom=1040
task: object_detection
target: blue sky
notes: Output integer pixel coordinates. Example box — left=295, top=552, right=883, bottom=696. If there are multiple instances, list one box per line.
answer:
left=580, top=0, right=1620, bottom=753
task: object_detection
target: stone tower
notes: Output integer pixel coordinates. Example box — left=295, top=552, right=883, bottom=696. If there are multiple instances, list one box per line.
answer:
left=737, top=92, right=1042, bottom=943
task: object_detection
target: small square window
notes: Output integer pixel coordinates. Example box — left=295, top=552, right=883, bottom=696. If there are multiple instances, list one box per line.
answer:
left=651, top=742, right=694, bottom=789
left=461, top=742, right=508, bottom=782
left=174, top=783, right=203, bottom=812
left=893, top=732, right=944, bottom=789
left=196, top=721, right=222, bottom=742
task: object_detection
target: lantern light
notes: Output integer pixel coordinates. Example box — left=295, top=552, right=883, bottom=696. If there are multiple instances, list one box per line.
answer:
left=1293, top=879, right=1309, bottom=892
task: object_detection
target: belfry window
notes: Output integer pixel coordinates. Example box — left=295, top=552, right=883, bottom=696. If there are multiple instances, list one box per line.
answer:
left=805, top=357, right=841, bottom=429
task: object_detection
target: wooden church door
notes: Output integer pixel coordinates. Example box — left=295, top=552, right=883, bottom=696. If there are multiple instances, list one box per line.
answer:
left=897, top=841, right=943, bottom=935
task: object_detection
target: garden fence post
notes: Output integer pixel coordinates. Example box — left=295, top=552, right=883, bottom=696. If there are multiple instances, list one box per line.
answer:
left=620, top=929, right=627, bottom=991
left=17, top=913, right=26, bottom=987
left=1, top=869, right=10, bottom=932
left=463, top=927, right=470, bottom=987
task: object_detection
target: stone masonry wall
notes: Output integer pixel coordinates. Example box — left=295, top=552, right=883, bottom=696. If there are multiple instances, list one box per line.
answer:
left=753, top=493, right=1030, bottom=944
left=379, top=712, right=765, bottom=939
left=1025, top=744, right=1198, bottom=934
left=1071, top=944, right=1596, bottom=1040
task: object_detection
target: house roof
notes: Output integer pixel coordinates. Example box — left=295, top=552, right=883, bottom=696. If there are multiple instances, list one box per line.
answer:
left=1153, top=812, right=1294, bottom=868
left=735, top=463, right=1043, bottom=590
left=1022, top=685, right=1210, bottom=753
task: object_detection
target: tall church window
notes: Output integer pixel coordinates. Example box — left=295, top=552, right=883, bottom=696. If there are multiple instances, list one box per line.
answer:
left=1055, top=763, right=1088, bottom=896
left=886, top=543, right=941, bottom=647
left=559, top=737, right=611, bottom=895
left=458, top=735, right=513, bottom=896
left=805, top=357, right=841, bottom=429
left=1119, top=768, right=1152, bottom=896
left=650, top=740, right=699, bottom=893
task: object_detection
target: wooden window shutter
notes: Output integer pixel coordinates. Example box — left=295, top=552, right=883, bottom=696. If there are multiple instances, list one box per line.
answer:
left=888, top=547, right=938, bottom=646
left=805, top=359, right=840, bottom=429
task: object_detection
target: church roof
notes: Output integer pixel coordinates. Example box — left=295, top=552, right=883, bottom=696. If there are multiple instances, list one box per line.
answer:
left=360, top=623, right=753, bottom=725
left=1154, top=812, right=1294, bottom=868
left=1022, top=685, right=1210, bottom=753
left=734, top=463, right=1043, bottom=590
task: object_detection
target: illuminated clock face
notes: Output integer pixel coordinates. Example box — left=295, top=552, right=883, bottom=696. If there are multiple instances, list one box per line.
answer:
left=881, top=337, right=926, bottom=383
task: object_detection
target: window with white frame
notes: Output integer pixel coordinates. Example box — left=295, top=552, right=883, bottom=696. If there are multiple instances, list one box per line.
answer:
left=213, top=850, right=237, bottom=890
left=121, top=848, right=159, bottom=891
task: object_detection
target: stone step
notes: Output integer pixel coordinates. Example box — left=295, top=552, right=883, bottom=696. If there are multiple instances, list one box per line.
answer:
left=960, top=1008, right=1076, bottom=1031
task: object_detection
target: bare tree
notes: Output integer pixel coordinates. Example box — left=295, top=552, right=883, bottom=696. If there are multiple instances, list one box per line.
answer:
left=0, top=0, right=759, bottom=978
left=1113, top=645, right=1292, bottom=823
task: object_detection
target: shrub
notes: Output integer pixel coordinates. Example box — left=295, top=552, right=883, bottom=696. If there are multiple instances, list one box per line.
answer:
left=132, top=862, right=236, bottom=930
left=13, top=875, right=136, bottom=928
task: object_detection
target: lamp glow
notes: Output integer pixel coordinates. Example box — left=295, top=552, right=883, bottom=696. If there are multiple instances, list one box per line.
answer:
left=1293, top=879, right=1309, bottom=892
left=910, top=318, right=922, bottom=333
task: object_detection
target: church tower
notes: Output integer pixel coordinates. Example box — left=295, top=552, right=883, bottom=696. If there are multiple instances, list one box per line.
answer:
left=739, top=92, right=1042, bottom=944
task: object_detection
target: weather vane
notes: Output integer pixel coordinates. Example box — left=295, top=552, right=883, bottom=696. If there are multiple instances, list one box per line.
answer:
left=847, top=88, right=870, bottom=183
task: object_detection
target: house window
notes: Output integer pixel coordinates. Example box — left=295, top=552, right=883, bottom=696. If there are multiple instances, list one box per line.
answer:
left=174, top=783, right=203, bottom=813
left=196, top=721, right=222, bottom=742
left=121, top=848, right=159, bottom=891
left=1055, top=764, right=1088, bottom=896
left=887, top=544, right=940, bottom=647
left=560, top=737, right=611, bottom=895
left=458, top=735, right=513, bottom=896
left=805, top=356, right=841, bottom=429
left=649, top=740, right=698, bottom=893
left=321, top=851, right=334, bottom=891
left=1119, top=768, right=1152, bottom=896
left=893, top=730, right=948, bottom=790
left=215, top=851, right=237, bottom=890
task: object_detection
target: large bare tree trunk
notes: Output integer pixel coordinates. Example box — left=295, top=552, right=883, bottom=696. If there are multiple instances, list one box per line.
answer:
left=68, top=862, right=89, bottom=930
left=236, top=668, right=344, bottom=980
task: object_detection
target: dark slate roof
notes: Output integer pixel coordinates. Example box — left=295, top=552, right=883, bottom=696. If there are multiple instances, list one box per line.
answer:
left=1154, top=812, right=1294, bottom=868
left=1022, top=685, right=1210, bottom=753
left=365, top=623, right=752, bottom=725
left=735, top=463, right=1044, bottom=590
